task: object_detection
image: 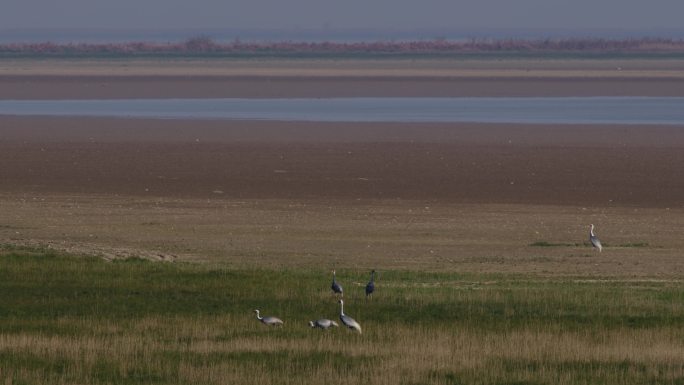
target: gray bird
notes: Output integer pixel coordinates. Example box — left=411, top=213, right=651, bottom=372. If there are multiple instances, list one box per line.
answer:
left=309, top=318, right=339, bottom=330
left=589, top=224, right=602, bottom=252
left=365, top=270, right=376, bottom=298
left=331, top=270, right=343, bottom=296
left=254, top=309, right=283, bottom=326
left=338, top=299, right=362, bottom=333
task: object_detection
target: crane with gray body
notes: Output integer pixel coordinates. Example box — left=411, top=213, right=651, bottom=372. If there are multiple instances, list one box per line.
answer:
left=338, top=299, right=362, bottom=333
left=254, top=309, right=283, bottom=326
left=331, top=270, right=343, bottom=295
left=365, top=270, right=376, bottom=298
left=589, top=224, right=602, bottom=252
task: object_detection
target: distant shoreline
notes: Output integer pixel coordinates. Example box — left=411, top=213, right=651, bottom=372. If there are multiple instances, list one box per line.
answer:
left=3, top=37, right=684, bottom=59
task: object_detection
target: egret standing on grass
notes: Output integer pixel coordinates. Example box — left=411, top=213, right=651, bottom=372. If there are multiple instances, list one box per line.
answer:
left=338, top=299, right=362, bottom=333
left=309, top=319, right=339, bottom=330
left=331, top=270, right=343, bottom=296
left=589, top=224, right=602, bottom=252
left=254, top=309, right=283, bottom=326
left=365, top=270, right=376, bottom=298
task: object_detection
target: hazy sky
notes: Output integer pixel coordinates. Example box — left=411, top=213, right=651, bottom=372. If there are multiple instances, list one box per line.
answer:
left=2, top=0, right=683, bottom=31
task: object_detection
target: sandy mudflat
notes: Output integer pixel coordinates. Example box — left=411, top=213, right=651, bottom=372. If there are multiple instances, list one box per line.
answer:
left=2, top=57, right=684, bottom=99
left=1, top=119, right=683, bottom=273
left=2, top=116, right=683, bottom=207
left=1, top=58, right=683, bottom=273
left=3, top=75, right=684, bottom=99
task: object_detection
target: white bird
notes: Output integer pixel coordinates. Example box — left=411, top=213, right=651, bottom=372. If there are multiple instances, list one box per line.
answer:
left=589, top=224, right=602, bottom=252
left=309, top=318, right=339, bottom=330
left=331, top=270, right=343, bottom=296
left=254, top=309, right=283, bottom=326
left=338, top=299, right=362, bottom=333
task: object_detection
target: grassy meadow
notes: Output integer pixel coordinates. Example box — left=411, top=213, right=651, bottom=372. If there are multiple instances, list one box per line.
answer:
left=1, top=246, right=683, bottom=385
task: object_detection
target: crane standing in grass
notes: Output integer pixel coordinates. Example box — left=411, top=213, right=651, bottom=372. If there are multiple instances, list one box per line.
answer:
left=254, top=309, right=284, bottom=326
left=331, top=270, right=343, bottom=296
left=590, top=224, right=603, bottom=252
left=365, top=270, right=376, bottom=298
left=338, top=299, right=362, bottom=333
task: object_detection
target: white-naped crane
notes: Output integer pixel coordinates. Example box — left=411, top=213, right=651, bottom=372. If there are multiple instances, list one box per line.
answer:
left=254, top=309, right=283, bottom=326
left=589, top=224, right=602, bottom=252
left=338, top=299, right=362, bottom=333
left=309, top=318, right=339, bottom=330
left=331, top=270, right=343, bottom=296
left=365, top=270, right=376, bottom=298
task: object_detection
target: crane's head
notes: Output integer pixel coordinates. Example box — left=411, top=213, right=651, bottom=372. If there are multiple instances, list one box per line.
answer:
left=331, top=321, right=339, bottom=327
left=338, top=299, right=344, bottom=305
left=253, top=309, right=260, bottom=314
left=308, top=321, right=315, bottom=328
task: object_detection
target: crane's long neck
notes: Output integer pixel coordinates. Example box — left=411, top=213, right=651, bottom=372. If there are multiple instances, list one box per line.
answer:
left=370, top=271, right=375, bottom=282
left=590, top=225, right=595, bottom=237
left=339, top=301, right=345, bottom=316
left=255, top=311, right=263, bottom=320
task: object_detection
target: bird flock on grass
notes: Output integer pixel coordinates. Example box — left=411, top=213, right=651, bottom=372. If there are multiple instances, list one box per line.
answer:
left=254, top=269, right=375, bottom=333
left=255, top=224, right=604, bottom=332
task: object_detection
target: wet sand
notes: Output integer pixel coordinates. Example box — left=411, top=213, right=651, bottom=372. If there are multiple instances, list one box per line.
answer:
left=1, top=116, right=683, bottom=207
left=3, top=75, right=684, bottom=99
left=2, top=57, right=684, bottom=99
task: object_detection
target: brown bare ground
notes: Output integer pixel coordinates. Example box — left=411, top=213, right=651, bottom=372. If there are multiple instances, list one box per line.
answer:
left=1, top=116, right=683, bottom=276
left=1, top=58, right=683, bottom=276
left=2, top=117, right=684, bottom=206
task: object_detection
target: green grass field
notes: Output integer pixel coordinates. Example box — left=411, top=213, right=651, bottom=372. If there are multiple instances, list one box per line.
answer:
left=1, top=246, right=683, bottom=385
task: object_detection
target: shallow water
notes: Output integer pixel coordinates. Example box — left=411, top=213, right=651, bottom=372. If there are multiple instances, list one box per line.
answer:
left=1, top=97, right=684, bottom=125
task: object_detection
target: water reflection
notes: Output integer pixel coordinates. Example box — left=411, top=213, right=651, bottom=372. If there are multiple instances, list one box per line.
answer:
left=1, top=97, right=683, bottom=125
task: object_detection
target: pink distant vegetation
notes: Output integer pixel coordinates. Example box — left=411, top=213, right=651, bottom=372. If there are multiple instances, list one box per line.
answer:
left=2, top=36, right=684, bottom=55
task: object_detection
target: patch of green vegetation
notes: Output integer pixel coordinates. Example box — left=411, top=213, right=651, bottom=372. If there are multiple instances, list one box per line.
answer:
left=0, top=251, right=682, bottom=384
left=530, top=241, right=657, bottom=249
left=529, top=241, right=578, bottom=247
left=495, top=358, right=683, bottom=385
left=1, top=251, right=681, bottom=328
left=426, top=370, right=466, bottom=385
left=617, top=242, right=651, bottom=248
left=0, top=224, right=26, bottom=229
